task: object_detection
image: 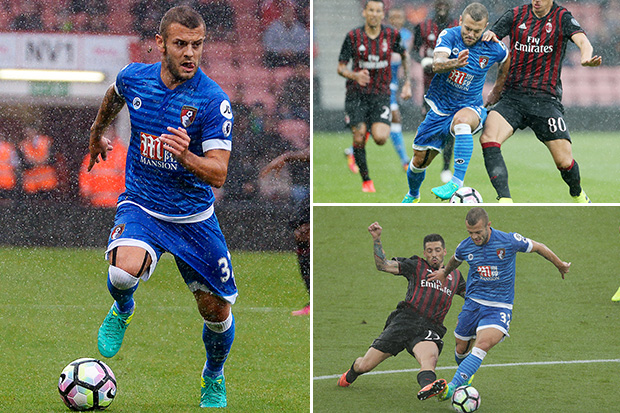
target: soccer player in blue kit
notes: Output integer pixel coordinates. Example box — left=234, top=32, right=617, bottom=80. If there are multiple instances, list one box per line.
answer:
left=401, top=2, right=510, bottom=203
left=87, top=6, right=235, bottom=408
left=417, top=207, right=571, bottom=402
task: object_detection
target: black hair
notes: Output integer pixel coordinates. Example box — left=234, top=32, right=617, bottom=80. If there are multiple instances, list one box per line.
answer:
left=423, top=233, right=445, bottom=249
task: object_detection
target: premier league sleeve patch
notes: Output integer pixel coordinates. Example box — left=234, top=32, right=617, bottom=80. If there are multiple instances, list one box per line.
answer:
left=181, top=105, right=198, bottom=127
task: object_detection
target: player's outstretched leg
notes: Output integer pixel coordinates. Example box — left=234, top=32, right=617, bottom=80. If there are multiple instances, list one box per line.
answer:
left=417, top=378, right=446, bottom=400
left=98, top=266, right=139, bottom=358
left=482, top=142, right=512, bottom=201
left=200, top=313, right=235, bottom=408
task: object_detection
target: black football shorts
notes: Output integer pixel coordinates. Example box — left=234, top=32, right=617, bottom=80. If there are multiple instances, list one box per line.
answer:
left=371, top=308, right=444, bottom=357
left=491, top=92, right=571, bottom=143
left=345, top=92, right=391, bottom=128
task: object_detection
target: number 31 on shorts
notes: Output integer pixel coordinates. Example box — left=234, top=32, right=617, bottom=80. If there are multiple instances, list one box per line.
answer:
left=217, top=251, right=233, bottom=283
left=500, top=311, right=511, bottom=329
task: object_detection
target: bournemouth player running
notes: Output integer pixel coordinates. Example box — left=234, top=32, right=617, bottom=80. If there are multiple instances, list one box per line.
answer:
left=89, top=6, right=236, bottom=408
left=480, top=0, right=602, bottom=203
left=402, top=3, right=510, bottom=203
left=338, top=0, right=412, bottom=193
left=418, top=207, right=570, bottom=402
left=337, top=222, right=465, bottom=391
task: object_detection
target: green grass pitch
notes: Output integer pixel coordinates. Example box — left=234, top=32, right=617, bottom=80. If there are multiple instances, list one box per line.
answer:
left=0, top=248, right=309, bottom=412
left=312, top=131, right=620, bottom=203
left=313, top=206, right=620, bottom=412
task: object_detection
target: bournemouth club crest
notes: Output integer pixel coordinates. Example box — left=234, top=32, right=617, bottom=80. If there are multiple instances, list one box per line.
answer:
left=181, top=105, right=198, bottom=127
left=479, top=56, right=489, bottom=69
left=496, top=248, right=506, bottom=260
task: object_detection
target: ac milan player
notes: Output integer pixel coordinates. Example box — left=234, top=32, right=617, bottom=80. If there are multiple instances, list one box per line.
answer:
left=412, top=0, right=459, bottom=182
left=337, top=0, right=412, bottom=193
left=418, top=207, right=570, bottom=402
left=337, top=221, right=465, bottom=391
left=479, top=0, right=602, bottom=203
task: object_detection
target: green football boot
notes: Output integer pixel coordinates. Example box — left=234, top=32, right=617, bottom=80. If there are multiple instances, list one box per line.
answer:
left=200, top=375, right=227, bottom=408
left=402, top=194, right=421, bottom=203
left=438, top=382, right=456, bottom=402
left=98, top=304, right=134, bottom=358
left=431, top=182, right=459, bottom=200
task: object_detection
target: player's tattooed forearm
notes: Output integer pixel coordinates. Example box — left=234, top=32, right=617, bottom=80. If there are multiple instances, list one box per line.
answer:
left=373, top=239, right=387, bottom=268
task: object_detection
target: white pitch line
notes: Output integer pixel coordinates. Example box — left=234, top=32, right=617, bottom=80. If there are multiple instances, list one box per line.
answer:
left=313, top=358, right=620, bottom=381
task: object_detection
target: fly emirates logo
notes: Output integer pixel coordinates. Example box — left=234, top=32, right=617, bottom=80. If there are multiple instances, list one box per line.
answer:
left=139, top=132, right=179, bottom=171
left=514, top=36, right=553, bottom=54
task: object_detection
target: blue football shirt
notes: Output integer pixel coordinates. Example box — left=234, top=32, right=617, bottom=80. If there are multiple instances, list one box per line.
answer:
left=114, top=62, right=233, bottom=219
left=425, top=26, right=508, bottom=115
left=454, top=228, right=532, bottom=308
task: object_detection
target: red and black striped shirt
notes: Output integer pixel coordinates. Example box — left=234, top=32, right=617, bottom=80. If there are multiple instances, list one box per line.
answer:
left=339, top=24, right=405, bottom=95
left=413, top=17, right=459, bottom=88
left=394, top=255, right=465, bottom=329
left=413, top=17, right=459, bottom=59
left=492, top=3, right=584, bottom=99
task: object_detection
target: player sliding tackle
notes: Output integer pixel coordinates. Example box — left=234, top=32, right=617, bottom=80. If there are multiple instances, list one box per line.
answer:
left=402, top=2, right=510, bottom=203
left=338, top=222, right=466, bottom=392
left=417, top=207, right=570, bottom=402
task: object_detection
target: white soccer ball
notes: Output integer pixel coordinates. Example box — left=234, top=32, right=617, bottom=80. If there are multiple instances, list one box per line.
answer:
left=58, top=358, right=117, bottom=411
left=452, top=385, right=480, bottom=412
left=449, top=187, right=483, bottom=204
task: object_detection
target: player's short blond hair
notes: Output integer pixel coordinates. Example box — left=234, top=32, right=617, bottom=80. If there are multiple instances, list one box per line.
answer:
left=462, top=2, right=488, bottom=22
left=466, top=207, right=489, bottom=226
left=159, top=5, right=205, bottom=40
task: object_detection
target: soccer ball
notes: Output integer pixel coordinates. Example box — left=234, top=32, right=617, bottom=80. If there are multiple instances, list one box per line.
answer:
left=449, top=187, right=483, bottom=203
left=58, top=358, right=117, bottom=411
left=452, top=385, right=480, bottom=412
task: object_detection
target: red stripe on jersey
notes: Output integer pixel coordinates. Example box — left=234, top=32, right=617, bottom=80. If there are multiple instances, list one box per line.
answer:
left=507, top=5, right=532, bottom=90
left=547, top=9, right=565, bottom=93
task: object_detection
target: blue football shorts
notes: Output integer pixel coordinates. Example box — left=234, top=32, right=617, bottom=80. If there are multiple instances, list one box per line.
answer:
left=413, top=105, right=487, bottom=153
left=106, top=202, right=238, bottom=304
left=453, top=298, right=512, bottom=341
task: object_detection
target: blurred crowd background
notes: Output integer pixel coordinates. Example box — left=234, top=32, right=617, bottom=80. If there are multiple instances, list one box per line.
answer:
left=0, top=0, right=310, bottom=211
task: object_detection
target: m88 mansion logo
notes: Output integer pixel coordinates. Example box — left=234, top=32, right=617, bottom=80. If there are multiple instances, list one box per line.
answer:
left=139, top=132, right=179, bottom=171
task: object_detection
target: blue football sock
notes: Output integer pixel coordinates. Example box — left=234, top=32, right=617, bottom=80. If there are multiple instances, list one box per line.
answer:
left=455, top=350, right=469, bottom=366
left=202, top=313, right=235, bottom=379
left=452, top=124, right=473, bottom=187
left=390, top=123, right=409, bottom=166
left=450, top=347, right=486, bottom=387
left=406, top=162, right=426, bottom=198
left=107, top=266, right=139, bottom=314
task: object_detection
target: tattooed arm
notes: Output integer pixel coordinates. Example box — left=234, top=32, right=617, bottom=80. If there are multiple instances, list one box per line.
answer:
left=88, top=84, right=126, bottom=171
left=368, top=222, right=400, bottom=275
